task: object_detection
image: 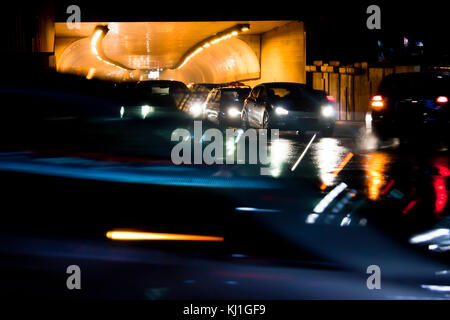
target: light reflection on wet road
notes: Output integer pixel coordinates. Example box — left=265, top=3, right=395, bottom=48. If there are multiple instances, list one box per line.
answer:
left=263, top=130, right=447, bottom=217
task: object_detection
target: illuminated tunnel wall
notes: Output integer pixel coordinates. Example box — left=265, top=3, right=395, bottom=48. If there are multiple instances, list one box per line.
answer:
left=162, top=37, right=260, bottom=83
left=56, top=21, right=306, bottom=85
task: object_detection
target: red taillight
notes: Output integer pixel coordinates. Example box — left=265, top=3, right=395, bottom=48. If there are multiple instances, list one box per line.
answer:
left=436, top=96, right=448, bottom=104
left=326, top=95, right=336, bottom=102
left=371, top=95, right=384, bottom=110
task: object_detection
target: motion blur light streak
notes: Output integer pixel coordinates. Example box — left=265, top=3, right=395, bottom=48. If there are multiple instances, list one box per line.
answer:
left=313, top=182, right=348, bottom=213
left=86, top=68, right=96, bottom=80
left=305, top=213, right=319, bottom=224
left=0, top=159, right=280, bottom=189
left=381, top=179, right=395, bottom=196
left=435, top=164, right=450, bottom=177
left=319, top=152, right=354, bottom=190
left=235, top=207, right=280, bottom=213
left=402, top=199, right=420, bottom=214
left=428, top=244, right=450, bottom=252
left=106, top=231, right=224, bottom=242
left=410, top=228, right=450, bottom=244
left=291, top=134, right=316, bottom=171
left=421, top=285, right=450, bottom=292
left=433, top=176, right=448, bottom=215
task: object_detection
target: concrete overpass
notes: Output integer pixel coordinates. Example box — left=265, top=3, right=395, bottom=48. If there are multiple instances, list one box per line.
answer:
left=54, top=21, right=306, bottom=85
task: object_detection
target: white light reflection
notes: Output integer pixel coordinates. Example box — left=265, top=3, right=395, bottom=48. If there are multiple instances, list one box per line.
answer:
left=421, top=285, right=450, bottom=293
left=313, top=182, right=348, bottom=213
left=291, top=134, right=316, bottom=171
left=305, top=213, right=319, bottom=224
left=312, top=138, right=348, bottom=187
left=235, top=207, right=280, bottom=213
left=267, top=138, right=292, bottom=177
left=410, top=228, right=450, bottom=244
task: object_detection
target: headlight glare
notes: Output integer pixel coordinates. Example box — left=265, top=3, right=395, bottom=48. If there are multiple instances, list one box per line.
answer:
left=227, top=107, right=241, bottom=118
left=321, top=105, right=335, bottom=117
left=189, top=103, right=203, bottom=117
left=141, top=105, right=154, bottom=118
left=275, top=107, right=289, bottom=116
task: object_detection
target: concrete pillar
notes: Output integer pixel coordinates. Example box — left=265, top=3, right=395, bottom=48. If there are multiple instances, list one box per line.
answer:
left=259, top=21, right=306, bottom=84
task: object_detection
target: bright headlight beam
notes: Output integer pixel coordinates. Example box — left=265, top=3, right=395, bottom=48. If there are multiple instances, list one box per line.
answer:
left=141, top=105, right=154, bottom=118
left=275, top=107, right=289, bottom=116
left=321, top=105, right=335, bottom=117
left=227, top=107, right=241, bottom=118
left=189, top=103, right=203, bottom=117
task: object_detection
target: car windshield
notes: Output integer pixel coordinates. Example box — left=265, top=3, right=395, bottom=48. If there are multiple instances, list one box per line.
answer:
left=221, top=88, right=250, bottom=103
left=266, top=84, right=305, bottom=99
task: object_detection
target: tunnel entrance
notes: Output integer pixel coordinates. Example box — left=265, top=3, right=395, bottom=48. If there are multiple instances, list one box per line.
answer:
left=55, top=21, right=306, bottom=85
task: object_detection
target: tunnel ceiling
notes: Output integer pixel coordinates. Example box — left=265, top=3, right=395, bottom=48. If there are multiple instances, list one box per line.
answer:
left=55, top=21, right=292, bottom=82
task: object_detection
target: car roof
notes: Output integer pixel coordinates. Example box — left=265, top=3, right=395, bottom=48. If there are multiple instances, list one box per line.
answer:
left=259, top=82, right=308, bottom=87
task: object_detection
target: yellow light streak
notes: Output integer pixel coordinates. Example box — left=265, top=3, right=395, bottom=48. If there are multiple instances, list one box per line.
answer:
left=176, top=25, right=249, bottom=70
left=106, top=230, right=224, bottom=242
left=86, top=68, right=96, bottom=80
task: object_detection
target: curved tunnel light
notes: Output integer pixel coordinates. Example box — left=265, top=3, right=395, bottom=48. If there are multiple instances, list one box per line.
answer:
left=90, top=25, right=133, bottom=72
left=175, top=24, right=250, bottom=70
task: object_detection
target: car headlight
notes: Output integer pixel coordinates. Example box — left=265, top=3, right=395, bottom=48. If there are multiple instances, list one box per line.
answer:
left=275, top=107, right=289, bottom=116
left=227, top=107, right=241, bottom=118
left=141, top=105, right=154, bottom=118
left=321, top=105, right=335, bottom=118
left=120, top=106, right=125, bottom=118
left=189, top=103, right=203, bottom=117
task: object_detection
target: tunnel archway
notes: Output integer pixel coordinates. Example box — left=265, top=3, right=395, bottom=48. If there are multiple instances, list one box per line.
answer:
left=162, top=37, right=260, bottom=84
left=58, top=35, right=260, bottom=84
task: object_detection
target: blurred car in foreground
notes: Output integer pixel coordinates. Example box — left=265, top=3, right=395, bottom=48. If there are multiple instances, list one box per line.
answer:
left=204, top=85, right=251, bottom=128
left=369, top=72, right=450, bottom=145
left=119, top=80, right=189, bottom=119
left=241, top=82, right=336, bottom=135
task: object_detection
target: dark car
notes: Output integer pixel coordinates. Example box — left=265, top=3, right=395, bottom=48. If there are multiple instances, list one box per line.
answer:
left=369, top=72, right=450, bottom=143
left=119, top=80, right=189, bottom=119
left=203, top=85, right=251, bottom=127
left=241, top=82, right=336, bottom=135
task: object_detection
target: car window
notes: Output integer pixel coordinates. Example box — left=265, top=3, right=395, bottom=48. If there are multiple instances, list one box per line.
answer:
left=251, top=86, right=261, bottom=99
left=266, top=84, right=303, bottom=99
left=214, top=90, right=222, bottom=103
left=206, top=89, right=216, bottom=103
